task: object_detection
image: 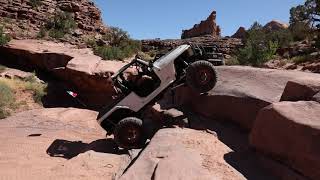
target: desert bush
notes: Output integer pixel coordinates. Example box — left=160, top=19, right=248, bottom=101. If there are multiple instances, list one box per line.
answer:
left=289, top=22, right=312, bottom=41
left=0, top=26, right=11, bottom=46
left=237, top=22, right=279, bottom=66
left=41, top=11, right=76, bottom=39
left=29, top=0, right=42, bottom=8
left=89, top=27, right=141, bottom=60
left=0, top=65, right=6, bottom=73
left=225, top=57, right=240, bottom=66
left=267, top=29, right=294, bottom=48
left=37, top=27, right=46, bottom=39
left=0, top=81, right=14, bottom=119
left=24, top=74, right=47, bottom=104
left=291, top=54, right=318, bottom=64
left=25, top=82, right=47, bottom=104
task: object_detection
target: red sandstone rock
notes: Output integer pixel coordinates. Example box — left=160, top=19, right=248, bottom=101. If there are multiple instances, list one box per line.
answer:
left=232, top=27, right=246, bottom=39
left=280, top=78, right=320, bottom=102
left=173, top=66, right=320, bottom=130
left=250, top=101, right=320, bottom=180
left=0, top=0, right=108, bottom=45
left=181, top=11, right=221, bottom=39
left=264, top=20, right=289, bottom=31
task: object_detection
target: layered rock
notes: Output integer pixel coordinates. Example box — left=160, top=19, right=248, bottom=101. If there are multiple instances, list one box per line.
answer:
left=120, top=128, right=248, bottom=180
left=0, top=39, right=132, bottom=108
left=0, top=108, right=130, bottom=180
left=0, top=0, right=108, bottom=44
left=264, top=20, right=289, bottom=31
left=231, top=27, right=246, bottom=39
left=250, top=101, right=320, bottom=180
left=181, top=11, right=221, bottom=39
left=142, top=36, right=242, bottom=58
left=173, top=66, right=320, bottom=130
left=280, top=78, right=320, bottom=102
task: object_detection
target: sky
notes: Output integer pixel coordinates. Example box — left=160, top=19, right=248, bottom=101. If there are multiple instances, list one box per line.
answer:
left=93, top=0, right=305, bottom=40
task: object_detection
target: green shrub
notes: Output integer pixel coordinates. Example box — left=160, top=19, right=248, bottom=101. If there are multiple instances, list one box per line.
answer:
left=0, top=65, right=6, bottom=73
left=0, top=26, right=11, bottom=46
left=42, top=11, right=76, bottom=39
left=0, top=82, right=14, bottom=119
left=291, top=54, right=318, bottom=64
left=225, top=57, right=240, bottom=66
left=29, top=0, right=42, bottom=8
left=289, top=22, right=312, bottom=41
left=37, top=27, right=46, bottom=39
left=88, top=27, right=141, bottom=60
left=24, top=74, right=47, bottom=104
left=237, top=22, right=279, bottom=66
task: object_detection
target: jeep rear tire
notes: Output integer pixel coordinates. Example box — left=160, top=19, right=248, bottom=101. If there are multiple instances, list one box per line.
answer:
left=114, top=117, right=146, bottom=149
left=186, top=60, right=217, bottom=93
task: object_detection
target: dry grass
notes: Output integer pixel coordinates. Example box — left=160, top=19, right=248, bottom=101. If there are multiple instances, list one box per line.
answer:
left=0, top=77, right=47, bottom=119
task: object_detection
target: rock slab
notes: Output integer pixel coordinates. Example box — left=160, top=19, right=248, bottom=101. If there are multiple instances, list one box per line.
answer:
left=120, top=128, right=246, bottom=180
left=250, top=101, right=320, bottom=180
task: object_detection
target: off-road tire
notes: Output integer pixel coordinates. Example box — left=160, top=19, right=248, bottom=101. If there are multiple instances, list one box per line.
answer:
left=186, top=60, right=217, bottom=93
left=114, top=117, right=146, bottom=149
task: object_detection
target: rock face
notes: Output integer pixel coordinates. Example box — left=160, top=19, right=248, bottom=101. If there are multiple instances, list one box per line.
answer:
left=313, top=92, right=320, bottom=103
left=250, top=101, right=320, bottom=180
left=280, top=78, right=320, bottom=102
left=264, top=20, right=289, bottom=31
left=0, top=39, right=131, bottom=108
left=232, top=27, right=246, bottom=39
left=120, top=128, right=247, bottom=180
left=181, top=11, right=221, bottom=39
left=174, top=66, right=320, bottom=130
left=0, top=0, right=107, bottom=44
left=0, top=108, right=130, bottom=180
left=142, top=36, right=242, bottom=58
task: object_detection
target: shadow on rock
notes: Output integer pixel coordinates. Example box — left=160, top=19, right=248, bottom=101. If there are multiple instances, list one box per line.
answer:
left=46, top=139, right=127, bottom=159
left=224, top=151, right=276, bottom=180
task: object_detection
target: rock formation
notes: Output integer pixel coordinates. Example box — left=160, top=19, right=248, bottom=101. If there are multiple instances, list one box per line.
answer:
left=142, top=36, right=242, bottom=58
left=232, top=27, right=246, bottom=39
left=0, top=108, right=130, bottom=179
left=0, top=39, right=132, bottom=108
left=181, top=11, right=221, bottom=39
left=173, top=66, right=320, bottom=130
left=250, top=101, right=320, bottom=180
left=264, top=20, right=289, bottom=31
left=0, top=0, right=108, bottom=44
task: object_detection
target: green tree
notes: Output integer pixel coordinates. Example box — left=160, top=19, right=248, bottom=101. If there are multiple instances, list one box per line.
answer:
left=237, top=22, right=279, bottom=66
left=0, top=26, right=11, bottom=46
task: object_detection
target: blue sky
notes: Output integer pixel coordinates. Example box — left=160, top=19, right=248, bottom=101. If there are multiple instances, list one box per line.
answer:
left=93, top=0, right=304, bottom=40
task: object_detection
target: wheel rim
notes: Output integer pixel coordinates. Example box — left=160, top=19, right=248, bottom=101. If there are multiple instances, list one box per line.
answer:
left=122, top=125, right=141, bottom=144
left=198, top=69, right=212, bottom=85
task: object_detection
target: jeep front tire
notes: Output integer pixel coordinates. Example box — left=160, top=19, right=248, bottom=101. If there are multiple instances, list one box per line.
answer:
left=186, top=60, right=217, bottom=93
left=114, top=117, right=147, bottom=149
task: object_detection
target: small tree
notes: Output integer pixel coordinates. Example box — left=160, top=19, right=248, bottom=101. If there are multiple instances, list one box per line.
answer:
left=237, top=22, right=279, bottom=66
left=0, top=26, right=11, bottom=46
left=45, top=11, right=76, bottom=39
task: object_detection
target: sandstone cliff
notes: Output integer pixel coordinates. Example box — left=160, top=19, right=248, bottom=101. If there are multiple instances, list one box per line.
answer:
left=181, top=11, right=221, bottom=39
left=0, top=0, right=108, bottom=44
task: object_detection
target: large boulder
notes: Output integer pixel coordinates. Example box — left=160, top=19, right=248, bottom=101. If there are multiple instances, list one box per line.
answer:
left=250, top=101, right=320, bottom=180
left=181, top=11, right=221, bottom=39
left=280, top=78, right=320, bottom=102
left=0, top=40, right=133, bottom=108
left=264, top=20, right=289, bottom=31
left=174, top=66, right=320, bottom=130
left=232, top=27, right=246, bottom=39
left=312, top=92, right=320, bottom=103
left=0, top=108, right=130, bottom=180
left=120, top=128, right=247, bottom=180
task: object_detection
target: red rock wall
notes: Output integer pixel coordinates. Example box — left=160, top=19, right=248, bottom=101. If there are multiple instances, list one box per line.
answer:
left=0, top=0, right=108, bottom=39
left=181, top=11, right=221, bottom=39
